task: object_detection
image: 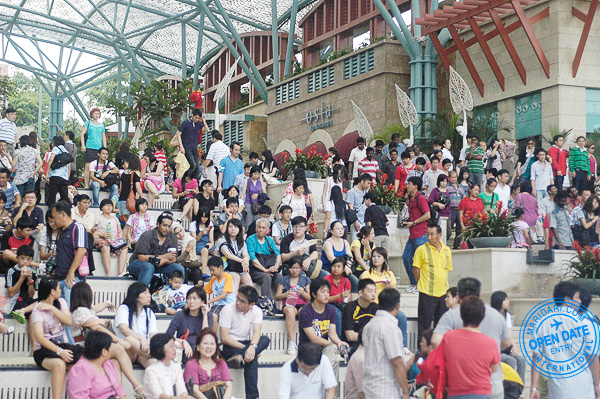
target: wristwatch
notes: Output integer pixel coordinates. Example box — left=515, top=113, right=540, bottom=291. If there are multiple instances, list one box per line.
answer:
left=252, top=343, right=258, bottom=349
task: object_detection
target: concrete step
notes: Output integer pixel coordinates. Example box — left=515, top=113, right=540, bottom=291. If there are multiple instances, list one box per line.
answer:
left=0, top=359, right=346, bottom=399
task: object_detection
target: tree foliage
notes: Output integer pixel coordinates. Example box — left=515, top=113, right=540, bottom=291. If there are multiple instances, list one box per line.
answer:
left=6, top=72, right=51, bottom=131
left=85, top=72, right=130, bottom=108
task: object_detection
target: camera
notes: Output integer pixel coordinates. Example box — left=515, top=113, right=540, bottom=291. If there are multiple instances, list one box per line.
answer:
left=149, top=256, right=161, bottom=267
left=401, top=217, right=411, bottom=227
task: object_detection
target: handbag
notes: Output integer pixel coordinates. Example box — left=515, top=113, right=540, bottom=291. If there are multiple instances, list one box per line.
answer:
left=308, top=214, right=318, bottom=235
left=72, top=227, right=89, bottom=277
left=110, top=238, right=127, bottom=252
left=345, top=208, right=358, bottom=225
left=50, top=147, right=74, bottom=170
left=247, top=180, right=261, bottom=214
left=126, top=174, right=137, bottom=214
left=198, top=381, right=227, bottom=399
left=255, top=238, right=277, bottom=270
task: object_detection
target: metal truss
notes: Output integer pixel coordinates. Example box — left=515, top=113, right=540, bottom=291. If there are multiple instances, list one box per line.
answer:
left=0, top=0, right=317, bottom=135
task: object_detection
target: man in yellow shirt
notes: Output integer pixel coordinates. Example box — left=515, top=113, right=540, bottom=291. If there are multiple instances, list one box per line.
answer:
left=413, top=224, right=453, bottom=343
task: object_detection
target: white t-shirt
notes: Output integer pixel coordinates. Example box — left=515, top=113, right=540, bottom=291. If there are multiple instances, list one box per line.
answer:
left=218, top=302, right=263, bottom=341
left=348, top=147, right=367, bottom=178
left=325, top=200, right=347, bottom=226
left=71, top=306, right=97, bottom=339
left=114, top=304, right=157, bottom=339
left=206, top=141, right=231, bottom=172
left=89, top=160, right=117, bottom=179
left=278, top=355, right=337, bottom=399
left=493, top=183, right=511, bottom=211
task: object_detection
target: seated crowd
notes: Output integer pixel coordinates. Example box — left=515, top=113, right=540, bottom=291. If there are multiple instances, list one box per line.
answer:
left=0, top=124, right=598, bottom=399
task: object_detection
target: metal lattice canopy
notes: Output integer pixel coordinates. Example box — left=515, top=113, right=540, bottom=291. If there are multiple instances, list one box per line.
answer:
left=0, top=0, right=316, bottom=125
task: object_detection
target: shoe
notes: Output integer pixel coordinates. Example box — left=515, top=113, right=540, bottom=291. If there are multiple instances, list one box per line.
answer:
left=287, top=341, right=298, bottom=355
left=226, top=355, right=244, bottom=369
left=11, top=311, right=26, bottom=324
left=6, top=326, right=14, bottom=334
left=118, top=271, right=128, bottom=278
left=176, top=218, right=183, bottom=224
left=405, top=285, right=418, bottom=294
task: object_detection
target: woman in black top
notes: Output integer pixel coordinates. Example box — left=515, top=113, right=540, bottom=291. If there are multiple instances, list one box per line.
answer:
left=118, top=154, right=143, bottom=216
left=261, top=150, right=278, bottom=177
left=193, top=179, right=217, bottom=218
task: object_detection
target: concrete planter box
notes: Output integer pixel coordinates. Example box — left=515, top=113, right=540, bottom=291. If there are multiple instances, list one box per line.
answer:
left=265, top=178, right=326, bottom=214
left=449, top=248, right=574, bottom=301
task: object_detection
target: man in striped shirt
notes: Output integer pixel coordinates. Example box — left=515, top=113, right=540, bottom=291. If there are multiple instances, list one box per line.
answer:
left=569, top=135, right=591, bottom=194
left=0, top=108, right=17, bottom=157
left=357, top=147, right=379, bottom=182
left=466, top=136, right=485, bottom=186
left=202, top=130, right=230, bottom=186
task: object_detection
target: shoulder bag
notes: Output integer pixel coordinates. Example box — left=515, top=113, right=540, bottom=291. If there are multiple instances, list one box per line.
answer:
left=126, top=174, right=137, bottom=214
left=197, top=381, right=227, bottom=399
left=72, top=226, right=89, bottom=277
left=255, top=238, right=277, bottom=270
left=50, top=146, right=74, bottom=170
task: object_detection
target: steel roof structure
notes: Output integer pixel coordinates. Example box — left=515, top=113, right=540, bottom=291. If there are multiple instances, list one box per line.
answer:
left=0, top=0, right=315, bottom=134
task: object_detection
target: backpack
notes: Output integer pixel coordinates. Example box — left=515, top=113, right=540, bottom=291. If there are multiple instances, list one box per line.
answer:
left=256, top=296, right=276, bottom=317
left=50, top=146, right=74, bottom=170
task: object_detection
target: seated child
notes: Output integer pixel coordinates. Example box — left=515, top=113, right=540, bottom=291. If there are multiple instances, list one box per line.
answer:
left=204, top=256, right=236, bottom=321
left=406, top=328, right=435, bottom=382
left=153, top=270, right=194, bottom=315
left=1, top=217, right=38, bottom=270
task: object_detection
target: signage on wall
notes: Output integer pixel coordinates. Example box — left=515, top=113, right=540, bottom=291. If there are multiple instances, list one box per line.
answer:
left=515, top=92, right=542, bottom=140
left=300, top=102, right=339, bottom=132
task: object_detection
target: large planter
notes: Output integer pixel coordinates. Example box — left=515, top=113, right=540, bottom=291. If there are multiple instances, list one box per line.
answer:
left=571, top=278, right=600, bottom=296
left=304, top=171, right=321, bottom=178
left=469, top=236, right=512, bottom=248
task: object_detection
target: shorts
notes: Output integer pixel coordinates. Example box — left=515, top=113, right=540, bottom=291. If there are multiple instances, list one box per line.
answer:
left=33, top=342, right=83, bottom=368
left=210, top=304, right=225, bottom=316
left=85, top=148, right=99, bottom=163
left=118, top=200, right=130, bottom=215
left=179, top=197, right=192, bottom=209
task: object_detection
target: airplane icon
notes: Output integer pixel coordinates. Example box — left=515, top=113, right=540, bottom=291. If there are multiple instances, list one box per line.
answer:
left=550, top=320, right=563, bottom=331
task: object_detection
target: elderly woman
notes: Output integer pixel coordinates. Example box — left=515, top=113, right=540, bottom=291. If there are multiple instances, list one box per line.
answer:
left=241, top=165, right=266, bottom=228
left=246, top=217, right=282, bottom=300
left=143, top=333, right=194, bottom=399
left=66, top=331, right=127, bottom=399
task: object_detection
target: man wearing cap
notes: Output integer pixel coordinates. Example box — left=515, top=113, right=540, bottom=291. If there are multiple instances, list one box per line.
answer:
left=0, top=108, right=17, bottom=157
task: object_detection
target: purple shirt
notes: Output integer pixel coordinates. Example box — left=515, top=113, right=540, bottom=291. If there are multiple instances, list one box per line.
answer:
left=429, top=188, right=451, bottom=217
left=244, top=179, right=262, bottom=204
left=183, top=359, right=232, bottom=386
left=515, top=192, right=539, bottom=226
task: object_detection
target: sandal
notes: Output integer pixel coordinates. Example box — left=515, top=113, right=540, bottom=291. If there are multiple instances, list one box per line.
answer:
left=134, top=385, right=144, bottom=399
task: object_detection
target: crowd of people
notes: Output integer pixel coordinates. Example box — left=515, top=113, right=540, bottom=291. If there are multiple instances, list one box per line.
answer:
left=0, top=105, right=599, bottom=399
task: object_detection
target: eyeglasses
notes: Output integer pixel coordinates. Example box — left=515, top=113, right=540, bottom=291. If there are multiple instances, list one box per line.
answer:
left=293, top=224, right=306, bottom=229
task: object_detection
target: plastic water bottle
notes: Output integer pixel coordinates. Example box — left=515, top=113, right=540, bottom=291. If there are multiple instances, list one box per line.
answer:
left=286, top=289, right=299, bottom=307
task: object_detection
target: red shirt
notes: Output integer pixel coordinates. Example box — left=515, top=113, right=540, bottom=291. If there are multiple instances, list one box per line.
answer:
left=442, top=329, right=500, bottom=397
left=324, top=275, right=351, bottom=304
left=357, top=158, right=379, bottom=180
left=394, top=164, right=410, bottom=192
left=154, top=150, right=167, bottom=178
left=9, top=235, right=32, bottom=251
left=408, top=193, right=430, bottom=239
left=548, top=145, right=569, bottom=176
left=459, top=196, right=485, bottom=215
left=542, top=214, right=554, bottom=247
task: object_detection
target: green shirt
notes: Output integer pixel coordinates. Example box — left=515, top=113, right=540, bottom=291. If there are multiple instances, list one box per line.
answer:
left=569, top=147, right=590, bottom=174
left=467, top=147, right=485, bottom=174
left=479, top=191, right=498, bottom=211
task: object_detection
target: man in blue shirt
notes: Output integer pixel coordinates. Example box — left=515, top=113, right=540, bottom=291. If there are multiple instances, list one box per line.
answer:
left=345, top=174, right=372, bottom=240
left=175, top=109, right=208, bottom=179
left=382, top=133, right=407, bottom=159
left=246, top=218, right=282, bottom=300
left=218, top=142, right=244, bottom=195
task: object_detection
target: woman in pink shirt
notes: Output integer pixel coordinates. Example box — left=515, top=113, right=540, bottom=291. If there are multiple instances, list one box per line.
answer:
left=66, top=331, right=127, bottom=399
left=587, top=142, right=598, bottom=191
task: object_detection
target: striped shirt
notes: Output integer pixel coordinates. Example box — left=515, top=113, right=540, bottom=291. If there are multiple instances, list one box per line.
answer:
left=0, top=182, right=19, bottom=211
left=0, top=117, right=16, bottom=144
left=467, top=147, right=485, bottom=173
left=206, top=141, right=230, bottom=172
left=154, top=150, right=167, bottom=178
left=357, top=158, right=379, bottom=180
left=413, top=242, right=452, bottom=297
left=447, top=183, right=465, bottom=209
left=569, top=147, right=590, bottom=174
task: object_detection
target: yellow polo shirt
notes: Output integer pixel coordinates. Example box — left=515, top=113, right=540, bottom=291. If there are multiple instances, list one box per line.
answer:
left=413, top=242, right=453, bottom=297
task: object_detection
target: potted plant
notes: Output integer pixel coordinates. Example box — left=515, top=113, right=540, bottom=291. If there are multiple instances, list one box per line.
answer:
left=567, top=242, right=600, bottom=295
left=369, top=176, right=406, bottom=214
left=460, top=203, right=515, bottom=248
left=282, top=146, right=329, bottom=179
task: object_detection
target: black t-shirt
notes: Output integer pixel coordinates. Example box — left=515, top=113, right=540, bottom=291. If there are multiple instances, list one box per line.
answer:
left=119, top=171, right=141, bottom=201
left=382, top=161, right=400, bottom=186
left=195, top=193, right=217, bottom=212
left=6, top=266, right=38, bottom=306
left=11, top=206, right=44, bottom=227
left=364, top=204, right=389, bottom=237
left=341, top=299, right=378, bottom=342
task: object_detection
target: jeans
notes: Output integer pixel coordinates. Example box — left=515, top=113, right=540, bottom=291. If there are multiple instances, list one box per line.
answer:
left=501, top=352, right=526, bottom=382
left=222, top=336, right=270, bottom=399
left=16, top=177, right=35, bottom=198
left=333, top=305, right=343, bottom=338
left=60, top=276, right=82, bottom=344
left=396, top=310, right=408, bottom=348
left=185, top=148, right=201, bottom=180
left=573, top=169, right=589, bottom=194
left=470, top=172, right=484, bottom=187
left=248, top=268, right=281, bottom=299
left=450, top=208, right=462, bottom=249
left=127, top=259, right=185, bottom=286
left=402, top=234, right=427, bottom=286
left=91, top=181, right=119, bottom=206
